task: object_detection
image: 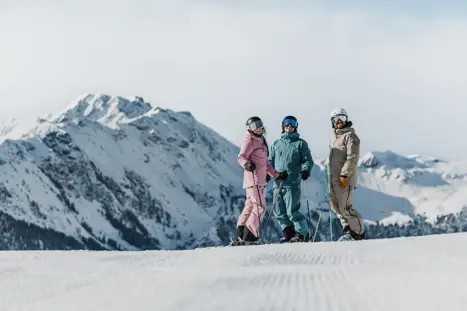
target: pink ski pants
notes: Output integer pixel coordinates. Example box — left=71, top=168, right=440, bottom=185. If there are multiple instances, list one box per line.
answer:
left=237, top=185, right=266, bottom=237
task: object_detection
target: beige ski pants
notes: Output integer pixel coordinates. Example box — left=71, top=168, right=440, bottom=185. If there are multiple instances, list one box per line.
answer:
left=329, top=183, right=364, bottom=235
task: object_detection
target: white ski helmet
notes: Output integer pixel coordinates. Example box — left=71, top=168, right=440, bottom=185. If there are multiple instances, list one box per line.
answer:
left=330, top=108, right=349, bottom=128
left=330, top=108, right=348, bottom=119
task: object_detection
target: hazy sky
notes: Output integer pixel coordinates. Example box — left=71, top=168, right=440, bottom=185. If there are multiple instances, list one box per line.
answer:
left=1, top=1, right=466, bottom=160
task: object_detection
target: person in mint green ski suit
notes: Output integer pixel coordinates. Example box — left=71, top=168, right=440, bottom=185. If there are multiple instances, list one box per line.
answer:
left=268, top=116, right=314, bottom=242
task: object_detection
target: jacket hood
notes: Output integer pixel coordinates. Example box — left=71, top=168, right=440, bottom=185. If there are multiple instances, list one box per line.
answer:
left=281, top=131, right=300, bottom=140
left=334, top=121, right=354, bottom=135
left=334, top=126, right=355, bottom=136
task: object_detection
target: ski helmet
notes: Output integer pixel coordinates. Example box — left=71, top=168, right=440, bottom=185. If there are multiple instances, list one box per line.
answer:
left=246, top=116, right=263, bottom=131
left=330, top=108, right=348, bottom=120
left=330, top=108, right=348, bottom=128
left=282, top=115, right=298, bottom=132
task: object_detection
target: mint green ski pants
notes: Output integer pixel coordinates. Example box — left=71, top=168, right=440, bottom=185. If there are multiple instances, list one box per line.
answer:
left=273, top=186, right=309, bottom=237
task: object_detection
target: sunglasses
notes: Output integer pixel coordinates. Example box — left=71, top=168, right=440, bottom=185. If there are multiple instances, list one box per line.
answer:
left=332, top=115, right=347, bottom=123
left=247, top=120, right=263, bottom=131
left=283, top=119, right=297, bottom=127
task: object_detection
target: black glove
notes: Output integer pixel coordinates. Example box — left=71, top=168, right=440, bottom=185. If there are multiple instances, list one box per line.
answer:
left=266, top=174, right=271, bottom=183
left=277, top=171, right=288, bottom=180
left=244, top=163, right=256, bottom=172
left=301, top=170, right=310, bottom=180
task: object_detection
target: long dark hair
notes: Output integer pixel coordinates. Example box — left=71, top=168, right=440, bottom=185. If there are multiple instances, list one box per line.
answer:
left=261, top=127, right=269, bottom=156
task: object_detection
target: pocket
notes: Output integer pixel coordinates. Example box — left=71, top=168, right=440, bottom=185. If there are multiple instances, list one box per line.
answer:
left=276, top=147, right=285, bottom=166
left=280, top=147, right=292, bottom=166
left=291, top=145, right=300, bottom=164
left=344, top=187, right=352, bottom=210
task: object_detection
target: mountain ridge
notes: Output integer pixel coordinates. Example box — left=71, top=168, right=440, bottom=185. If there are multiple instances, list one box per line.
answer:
left=0, top=94, right=247, bottom=250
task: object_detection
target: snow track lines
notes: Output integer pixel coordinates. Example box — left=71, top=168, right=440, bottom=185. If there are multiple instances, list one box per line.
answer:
left=2, top=234, right=467, bottom=310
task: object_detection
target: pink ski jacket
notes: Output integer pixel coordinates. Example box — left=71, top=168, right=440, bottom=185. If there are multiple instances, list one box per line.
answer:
left=237, top=131, right=280, bottom=189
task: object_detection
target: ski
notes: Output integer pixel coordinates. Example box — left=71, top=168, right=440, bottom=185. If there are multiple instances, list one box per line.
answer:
left=337, top=234, right=355, bottom=242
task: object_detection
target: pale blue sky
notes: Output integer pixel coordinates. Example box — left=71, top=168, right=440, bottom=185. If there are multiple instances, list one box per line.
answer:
left=1, top=1, right=466, bottom=160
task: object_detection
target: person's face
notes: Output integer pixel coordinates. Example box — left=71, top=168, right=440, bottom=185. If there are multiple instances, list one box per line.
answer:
left=282, top=119, right=297, bottom=132
left=284, top=125, right=295, bottom=132
left=253, top=126, right=263, bottom=135
left=332, top=115, right=347, bottom=129
left=248, top=120, right=264, bottom=134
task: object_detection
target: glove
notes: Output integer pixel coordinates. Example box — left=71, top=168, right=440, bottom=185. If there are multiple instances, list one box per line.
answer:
left=277, top=171, right=288, bottom=181
left=301, top=170, right=310, bottom=180
left=244, top=163, right=256, bottom=172
left=339, top=176, right=348, bottom=188
left=266, top=175, right=271, bottom=183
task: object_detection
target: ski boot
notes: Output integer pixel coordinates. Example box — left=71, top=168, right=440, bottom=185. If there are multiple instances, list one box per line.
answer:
left=243, top=227, right=263, bottom=246
left=342, top=225, right=351, bottom=235
left=230, top=238, right=245, bottom=246
left=279, top=226, right=296, bottom=243
left=349, top=230, right=365, bottom=241
left=230, top=226, right=247, bottom=246
left=289, top=232, right=310, bottom=243
left=337, top=226, right=365, bottom=242
left=230, top=226, right=262, bottom=246
left=337, top=226, right=353, bottom=241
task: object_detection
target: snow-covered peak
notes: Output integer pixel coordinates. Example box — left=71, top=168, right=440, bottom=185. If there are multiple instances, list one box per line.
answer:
left=0, top=116, right=47, bottom=144
left=54, top=94, right=153, bottom=127
left=358, top=151, right=433, bottom=169
left=0, top=93, right=245, bottom=250
left=0, top=119, right=19, bottom=139
left=1, top=95, right=188, bottom=143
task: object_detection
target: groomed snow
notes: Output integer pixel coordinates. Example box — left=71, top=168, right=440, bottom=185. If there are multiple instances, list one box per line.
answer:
left=1, top=233, right=466, bottom=310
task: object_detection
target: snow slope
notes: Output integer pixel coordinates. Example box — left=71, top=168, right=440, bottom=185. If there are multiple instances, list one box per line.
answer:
left=0, top=233, right=466, bottom=311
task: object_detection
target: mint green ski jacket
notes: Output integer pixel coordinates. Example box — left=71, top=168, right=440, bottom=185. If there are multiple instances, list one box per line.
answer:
left=268, top=132, right=314, bottom=188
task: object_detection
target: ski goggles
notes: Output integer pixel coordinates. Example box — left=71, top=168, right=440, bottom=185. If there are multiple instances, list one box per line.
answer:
left=247, top=120, right=263, bottom=130
left=331, top=115, right=347, bottom=123
left=283, top=119, right=297, bottom=127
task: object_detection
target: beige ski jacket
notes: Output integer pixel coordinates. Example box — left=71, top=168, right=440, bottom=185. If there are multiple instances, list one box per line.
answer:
left=328, top=126, right=360, bottom=187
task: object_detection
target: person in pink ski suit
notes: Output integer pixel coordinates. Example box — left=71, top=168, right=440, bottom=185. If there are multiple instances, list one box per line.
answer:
left=231, top=116, right=288, bottom=246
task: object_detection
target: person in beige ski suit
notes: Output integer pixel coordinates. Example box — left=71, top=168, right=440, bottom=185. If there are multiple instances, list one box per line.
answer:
left=328, top=108, right=365, bottom=240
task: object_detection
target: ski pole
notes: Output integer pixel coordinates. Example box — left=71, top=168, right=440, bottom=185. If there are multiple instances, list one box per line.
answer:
left=303, top=180, right=328, bottom=242
left=302, top=180, right=313, bottom=237
left=326, top=163, right=333, bottom=242
left=262, top=180, right=283, bottom=237
left=305, top=193, right=330, bottom=242
left=253, top=177, right=264, bottom=242
left=313, top=208, right=323, bottom=242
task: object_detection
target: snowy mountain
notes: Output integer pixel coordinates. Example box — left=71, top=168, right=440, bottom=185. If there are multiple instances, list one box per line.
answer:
left=1, top=233, right=466, bottom=310
left=306, top=151, right=467, bottom=241
left=1, top=93, right=467, bottom=250
left=0, top=94, right=247, bottom=250
left=359, top=151, right=467, bottom=220
left=307, top=150, right=467, bottom=223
